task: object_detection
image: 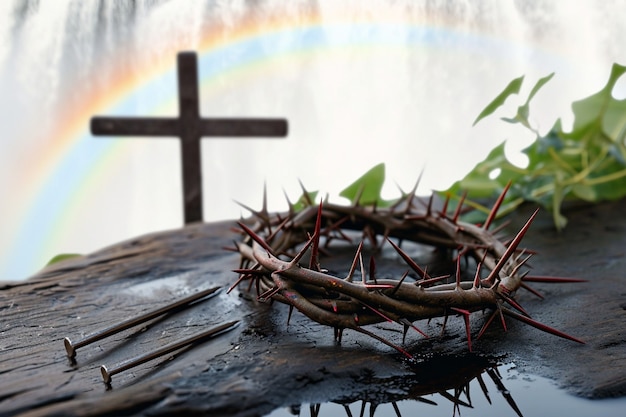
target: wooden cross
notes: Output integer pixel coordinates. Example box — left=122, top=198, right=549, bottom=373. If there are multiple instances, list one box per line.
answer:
left=91, top=51, right=288, bottom=224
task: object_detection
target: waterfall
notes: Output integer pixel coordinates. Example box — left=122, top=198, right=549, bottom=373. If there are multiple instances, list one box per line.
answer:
left=1, top=0, right=625, bottom=281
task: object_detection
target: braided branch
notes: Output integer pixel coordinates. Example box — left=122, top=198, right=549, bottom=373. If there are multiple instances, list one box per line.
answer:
left=231, top=187, right=584, bottom=358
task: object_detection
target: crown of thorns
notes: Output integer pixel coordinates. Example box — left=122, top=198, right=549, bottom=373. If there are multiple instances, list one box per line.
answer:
left=230, top=182, right=584, bottom=358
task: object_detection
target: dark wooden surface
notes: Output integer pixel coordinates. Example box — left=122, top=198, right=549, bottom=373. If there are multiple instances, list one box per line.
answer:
left=1, top=200, right=625, bottom=416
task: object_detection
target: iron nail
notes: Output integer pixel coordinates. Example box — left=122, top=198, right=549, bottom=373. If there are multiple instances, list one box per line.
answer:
left=64, top=285, right=222, bottom=360
left=101, top=319, right=240, bottom=385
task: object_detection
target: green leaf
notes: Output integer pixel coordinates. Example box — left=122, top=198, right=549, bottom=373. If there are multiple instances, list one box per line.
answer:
left=340, top=163, right=386, bottom=206
left=513, top=72, right=555, bottom=128
left=570, top=63, right=626, bottom=139
left=473, top=75, right=524, bottom=126
left=46, top=253, right=82, bottom=266
left=524, top=72, right=555, bottom=105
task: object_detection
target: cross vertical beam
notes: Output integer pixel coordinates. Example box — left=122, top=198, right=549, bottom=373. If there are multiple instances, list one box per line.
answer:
left=91, top=51, right=288, bottom=224
left=177, top=52, right=203, bottom=222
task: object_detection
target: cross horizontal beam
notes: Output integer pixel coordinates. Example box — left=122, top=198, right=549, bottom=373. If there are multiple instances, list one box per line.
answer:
left=91, top=51, right=288, bottom=224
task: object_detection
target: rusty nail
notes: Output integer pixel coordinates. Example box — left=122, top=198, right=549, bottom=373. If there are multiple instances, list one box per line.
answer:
left=64, top=286, right=222, bottom=360
left=100, top=320, right=240, bottom=385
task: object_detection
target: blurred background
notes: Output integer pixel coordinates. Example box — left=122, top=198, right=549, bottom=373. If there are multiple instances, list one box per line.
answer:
left=1, top=0, right=625, bottom=281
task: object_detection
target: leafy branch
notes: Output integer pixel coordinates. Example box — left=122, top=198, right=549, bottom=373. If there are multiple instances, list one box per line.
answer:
left=442, top=63, right=626, bottom=230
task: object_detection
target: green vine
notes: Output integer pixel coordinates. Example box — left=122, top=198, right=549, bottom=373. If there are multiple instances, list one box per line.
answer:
left=442, top=63, right=626, bottom=230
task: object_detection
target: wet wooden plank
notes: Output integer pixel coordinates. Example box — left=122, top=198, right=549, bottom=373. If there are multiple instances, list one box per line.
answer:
left=1, top=201, right=625, bottom=416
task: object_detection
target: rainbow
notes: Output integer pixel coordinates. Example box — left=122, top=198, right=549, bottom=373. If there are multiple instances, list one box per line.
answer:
left=1, top=9, right=568, bottom=281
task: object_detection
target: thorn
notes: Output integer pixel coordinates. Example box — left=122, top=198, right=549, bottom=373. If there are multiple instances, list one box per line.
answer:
left=358, top=251, right=366, bottom=284
left=520, top=282, right=544, bottom=299
left=485, top=208, right=539, bottom=285
left=451, top=191, right=467, bottom=223
left=362, top=302, right=393, bottom=323
left=400, top=170, right=424, bottom=215
left=455, top=256, right=462, bottom=288
left=237, top=222, right=275, bottom=256
left=473, top=252, right=487, bottom=288
left=353, top=326, right=413, bottom=360
left=231, top=268, right=264, bottom=276
left=287, top=305, right=294, bottom=325
left=477, top=309, right=498, bottom=340
left=499, top=292, right=531, bottom=317
left=501, top=307, right=585, bottom=344
left=489, top=219, right=512, bottom=236
left=390, top=271, right=409, bottom=295
left=440, top=193, right=451, bottom=218
left=288, top=232, right=318, bottom=267
left=369, top=256, right=377, bottom=284
left=345, top=242, right=363, bottom=282
left=228, top=271, right=254, bottom=294
left=426, top=194, right=434, bottom=216
left=282, top=188, right=295, bottom=216
left=258, top=285, right=281, bottom=302
left=522, top=275, right=587, bottom=283
left=399, top=318, right=428, bottom=339
left=308, top=200, right=323, bottom=272
left=386, top=238, right=430, bottom=280
left=451, top=307, right=472, bottom=351
left=483, top=181, right=512, bottom=230
left=334, top=327, right=341, bottom=343
left=262, top=181, right=268, bottom=216
left=298, top=179, right=314, bottom=206
left=353, top=183, right=366, bottom=207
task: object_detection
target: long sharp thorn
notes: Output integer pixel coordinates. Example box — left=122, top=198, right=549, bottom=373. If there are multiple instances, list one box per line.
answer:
left=391, top=270, right=409, bottom=295
left=353, top=326, right=413, bottom=359
left=228, top=273, right=251, bottom=294
left=345, top=242, right=363, bottom=282
left=402, top=170, right=423, bottom=215
left=522, top=275, right=588, bottom=283
left=298, top=179, right=313, bottom=206
left=490, top=219, right=512, bottom=235
left=399, top=318, right=428, bottom=338
left=289, top=232, right=317, bottom=267
left=473, top=252, right=487, bottom=288
left=362, top=302, right=393, bottom=323
left=451, top=190, right=467, bottom=224
left=358, top=252, right=366, bottom=284
left=501, top=307, right=585, bottom=344
left=455, top=256, right=462, bottom=288
left=416, top=273, right=451, bottom=287
left=369, top=256, right=377, bottom=284
left=287, top=305, right=294, bottom=325
left=231, top=268, right=264, bottom=276
left=308, top=200, right=323, bottom=272
left=282, top=188, right=295, bottom=216
left=477, top=310, right=498, bottom=340
left=498, top=305, right=507, bottom=332
left=440, top=192, right=451, bottom=217
left=402, top=322, right=410, bottom=343
left=426, top=194, right=433, bottom=216
left=238, top=222, right=276, bottom=255
left=520, top=282, right=544, bottom=299
left=451, top=307, right=472, bottom=351
left=485, top=208, right=539, bottom=284
left=500, top=293, right=531, bottom=317
left=353, top=184, right=365, bottom=207
left=386, top=238, right=430, bottom=280
left=483, top=181, right=512, bottom=230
